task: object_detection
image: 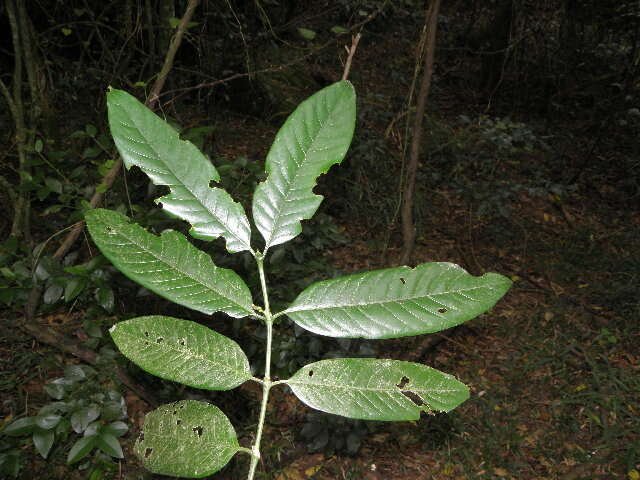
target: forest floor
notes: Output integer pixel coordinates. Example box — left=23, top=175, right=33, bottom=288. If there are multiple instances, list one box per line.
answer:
left=2, top=14, right=639, bottom=480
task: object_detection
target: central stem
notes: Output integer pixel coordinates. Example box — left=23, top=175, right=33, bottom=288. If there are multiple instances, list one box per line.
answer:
left=247, top=254, right=273, bottom=480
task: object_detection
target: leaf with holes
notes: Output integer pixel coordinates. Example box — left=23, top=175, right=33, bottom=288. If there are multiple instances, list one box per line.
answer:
left=107, top=88, right=252, bottom=254
left=85, top=209, right=253, bottom=318
left=134, top=400, right=239, bottom=478
left=284, top=262, right=512, bottom=339
left=287, top=358, right=469, bottom=421
left=110, top=316, right=251, bottom=390
left=252, top=81, right=356, bottom=250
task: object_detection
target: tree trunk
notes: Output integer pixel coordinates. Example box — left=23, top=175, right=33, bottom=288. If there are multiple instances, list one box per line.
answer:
left=399, top=0, right=441, bottom=266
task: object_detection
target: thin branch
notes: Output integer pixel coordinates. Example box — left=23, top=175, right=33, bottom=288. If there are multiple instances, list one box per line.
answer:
left=341, top=33, right=362, bottom=81
left=399, top=0, right=441, bottom=266
left=147, top=0, right=200, bottom=109
left=0, top=78, right=18, bottom=119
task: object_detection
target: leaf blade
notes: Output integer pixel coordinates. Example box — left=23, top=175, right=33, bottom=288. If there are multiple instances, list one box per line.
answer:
left=110, top=316, right=251, bottom=390
left=134, top=400, right=238, bottom=478
left=107, top=89, right=252, bottom=254
left=85, top=209, right=253, bottom=318
left=252, top=81, right=356, bottom=250
left=287, top=358, right=469, bottom=421
left=285, top=262, right=512, bottom=339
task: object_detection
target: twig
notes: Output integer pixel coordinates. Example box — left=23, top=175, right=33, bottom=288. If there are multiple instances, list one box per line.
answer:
left=341, top=33, right=362, bottom=81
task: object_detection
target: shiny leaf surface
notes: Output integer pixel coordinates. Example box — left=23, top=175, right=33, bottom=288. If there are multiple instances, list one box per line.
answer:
left=252, top=81, right=356, bottom=250
left=107, top=89, right=252, bottom=254
left=285, top=262, right=512, bottom=339
left=110, top=316, right=251, bottom=390
left=85, top=209, right=253, bottom=318
left=287, top=358, right=469, bottom=421
left=134, top=400, right=238, bottom=478
left=33, top=429, right=55, bottom=459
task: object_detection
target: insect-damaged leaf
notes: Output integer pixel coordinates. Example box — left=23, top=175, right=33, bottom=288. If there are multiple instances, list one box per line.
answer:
left=287, top=358, right=469, bottom=421
left=85, top=209, right=253, bottom=318
left=134, top=400, right=238, bottom=478
left=252, top=81, right=356, bottom=250
left=284, top=262, right=512, bottom=339
left=107, top=88, right=252, bottom=254
left=110, top=316, right=251, bottom=390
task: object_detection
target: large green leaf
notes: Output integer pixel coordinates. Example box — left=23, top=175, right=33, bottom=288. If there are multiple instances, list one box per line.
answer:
left=85, top=209, right=253, bottom=318
left=110, top=316, right=251, bottom=390
left=252, top=81, right=356, bottom=250
left=284, top=262, right=512, bottom=339
left=107, top=89, right=252, bottom=254
left=287, top=358, right=469, bottom=421
left=134, top=400, right=238, bottom=478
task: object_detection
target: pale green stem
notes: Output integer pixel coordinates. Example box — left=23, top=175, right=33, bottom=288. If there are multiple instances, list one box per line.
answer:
left=247, top=254, right=273, bottom=480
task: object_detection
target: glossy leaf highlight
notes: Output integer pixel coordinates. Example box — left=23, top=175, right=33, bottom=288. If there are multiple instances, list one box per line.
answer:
left=107, top=88, right=252, bottom=254
left=134, top=400, right=239, bottom=478
left=85, top=209, right=253, bottom=318
left=285, top=262, right=512, bottom=339
left=252, top=81, right=356, bottom=250
left=110, top=316, right=251, bottom=390
left=287, top=358, right=469, bottom=421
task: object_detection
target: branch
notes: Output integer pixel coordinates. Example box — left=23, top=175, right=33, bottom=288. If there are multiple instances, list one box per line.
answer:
left=341, top=33, right=362, bottom=81
left=399, top=0, right=441, bottom=266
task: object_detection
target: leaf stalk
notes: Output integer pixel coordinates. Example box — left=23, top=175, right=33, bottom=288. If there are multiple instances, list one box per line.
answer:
left=247, top=254, right=274, bottom=480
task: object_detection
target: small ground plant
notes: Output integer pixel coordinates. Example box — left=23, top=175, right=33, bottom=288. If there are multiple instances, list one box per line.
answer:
left=84, top=81, right=511, bottom=478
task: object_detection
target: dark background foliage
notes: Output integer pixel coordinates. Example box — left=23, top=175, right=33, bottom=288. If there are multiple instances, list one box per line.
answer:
left=1, top=0, right=638, bottom=479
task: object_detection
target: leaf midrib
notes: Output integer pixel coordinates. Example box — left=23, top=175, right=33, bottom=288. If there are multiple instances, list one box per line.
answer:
left=286, top=282, right=502, bottom=314
left=117, top=328, right=249, bottom=384
left=262, top=96, right=340, bottom=249
left=106, top=220, right=250, bottom=314
left=287, top=379, right=461, bottom=395
left=118, top=102, right=250, bottom=252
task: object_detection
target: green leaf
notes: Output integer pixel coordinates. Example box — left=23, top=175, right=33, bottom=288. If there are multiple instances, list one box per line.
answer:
left=107, top=89, right=252, bottom=254
left=43, top=284, right=63, bottom=304
left=44, top=178, right=63, bottom=194
left=64, top=277, right=86, bottom=302
left=252, top=81, right=356, bottom=250
left=44, top=378, right=72, bottom=399
left=297, top=27, right=316, bottom=40
left=102, top=421, right=128, bottom=438
left=70, top=405, right=101, bottom=433
left=95, top=287, right=114, bottom=312
left=287, top=358, right=469, bottom=421
left=96, top=433, right=123, bottom=459
left=85, top=209, right=253, bottom=318
left=64, top=364, right=87, bottom=382
left=85, top=124, right=97, bottom=137
left=284, top=262, right=512, bottom=339
left=134, top=400, right=239, bottom=478
left=3, top=417, right=36, bottom=436
left=32, top=428, right=55, bottom=458
left=67, top=435, right=97, bottom=464
left=35, top=414, right=61, bottom=430
left=110, top=316, right=251, bottom=390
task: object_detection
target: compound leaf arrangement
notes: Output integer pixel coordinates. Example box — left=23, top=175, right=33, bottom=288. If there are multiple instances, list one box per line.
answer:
left=86, top=81, right=512, bottom=479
